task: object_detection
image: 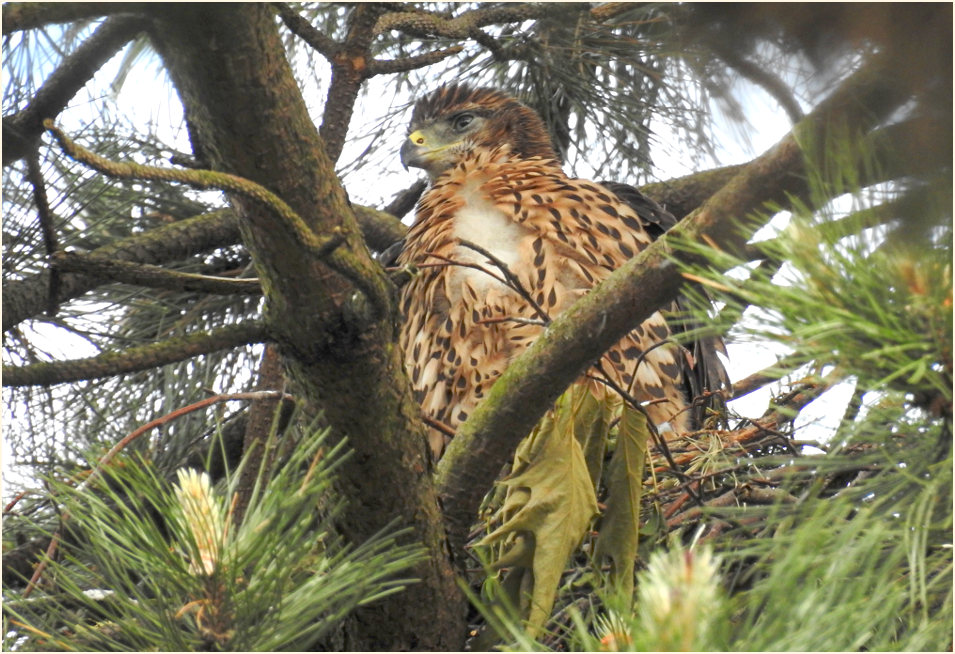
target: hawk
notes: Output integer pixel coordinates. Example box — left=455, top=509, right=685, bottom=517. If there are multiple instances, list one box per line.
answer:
left=396, top=84, right=726, bottom=458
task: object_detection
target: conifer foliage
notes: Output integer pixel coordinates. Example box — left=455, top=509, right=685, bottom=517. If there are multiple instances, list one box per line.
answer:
left=3, top=3, right=951, bottom=650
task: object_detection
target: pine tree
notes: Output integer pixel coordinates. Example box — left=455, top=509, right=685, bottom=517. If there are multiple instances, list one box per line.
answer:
left=3, top=4, right=951, bottom=650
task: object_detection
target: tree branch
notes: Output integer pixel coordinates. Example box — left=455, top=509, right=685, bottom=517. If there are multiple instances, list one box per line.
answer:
left=51, top=251, right=262, bottom=295
left=3, top=202, right=406, bottom=334
left=319, top=4, right=388, bottom=165
left=434, top=50, right=913, bottom=560
left=44, top=120, right=392, bottom=319
left=2, top=321, right=268, bottom=387
left=24, top=150, right=61, bottom=316
left=2, top=209, right=241, bottom=333
left=0, top=3, right=143, bottom=34
left=374, top=3, right=581, bottom=39
left=273, top=2, right=339, bottom=59
left=3, top=15, right=149, bottom=166
left=367, top=45, right=464, bottom=76
left=707, top=41, right=804, bottom=123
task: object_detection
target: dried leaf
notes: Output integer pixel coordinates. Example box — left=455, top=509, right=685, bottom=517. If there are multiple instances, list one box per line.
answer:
left=594, top=404, right=651, bottom=598
left=480, top=385, right=600, bottom=635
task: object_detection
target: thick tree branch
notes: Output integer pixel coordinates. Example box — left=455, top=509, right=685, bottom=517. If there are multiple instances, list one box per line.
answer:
left=434, top=50, right=913, bottom=560
left=639, top=164, right=745, bottom=220
left=2, top=321, right=268, bottom=387
left=147, top=6, right=465, bottom=648
left=3, top=15, right=148, bottom=166
left=319, top=4, right=387, bottom=165
left=383, top=179, right=427, bottom=220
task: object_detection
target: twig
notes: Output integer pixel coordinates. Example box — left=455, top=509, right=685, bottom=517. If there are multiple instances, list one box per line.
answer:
left=3, top=491, right=28, bottom=515
left=423, top=415, right=456, bottom=440
left=273, top=2, right=339, bottom=58
left=457, top=239, right=551, bottom=324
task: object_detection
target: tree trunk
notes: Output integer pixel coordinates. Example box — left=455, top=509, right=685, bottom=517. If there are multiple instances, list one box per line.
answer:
left=147, top=5, right=466, bottom=649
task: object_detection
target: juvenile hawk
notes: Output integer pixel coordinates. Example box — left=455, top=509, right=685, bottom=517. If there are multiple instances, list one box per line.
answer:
left=397, top=84, right=725, bottom=458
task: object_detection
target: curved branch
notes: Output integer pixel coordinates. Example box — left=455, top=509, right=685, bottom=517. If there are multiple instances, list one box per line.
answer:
left=708, top=42, right=805, bottom=123
left=434, top=50, right=913, bottom=560
left=3, top=15, right=149, bottom=166
left=44, top=121, right=392, bottom=319
left=2, top=321, right=269, bottom=387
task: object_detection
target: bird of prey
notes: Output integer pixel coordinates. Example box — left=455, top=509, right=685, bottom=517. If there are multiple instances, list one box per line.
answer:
left=396, top=84, right=726, bottom=459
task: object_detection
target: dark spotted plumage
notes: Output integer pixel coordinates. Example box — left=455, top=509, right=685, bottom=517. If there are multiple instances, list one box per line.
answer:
left=397, top=84, right=725, bottom=457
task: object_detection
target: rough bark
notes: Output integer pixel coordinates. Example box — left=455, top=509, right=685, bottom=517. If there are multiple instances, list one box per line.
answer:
left=146, top=5, right=465, bottom=650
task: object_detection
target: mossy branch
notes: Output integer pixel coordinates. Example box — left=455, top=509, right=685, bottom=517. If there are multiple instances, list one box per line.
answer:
left=43, top=121, right=392, bottom=318
left=2, top=321, right=268, bottom=387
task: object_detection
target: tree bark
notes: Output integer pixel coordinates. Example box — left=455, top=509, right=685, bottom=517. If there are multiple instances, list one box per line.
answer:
left=147, top=5, right=465, bottom=650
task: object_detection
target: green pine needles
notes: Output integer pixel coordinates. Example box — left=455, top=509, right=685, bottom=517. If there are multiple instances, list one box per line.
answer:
left=3, top=422, right=425, bottom=651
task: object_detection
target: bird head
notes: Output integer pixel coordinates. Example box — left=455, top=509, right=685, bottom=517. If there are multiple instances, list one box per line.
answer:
left=400, top=84, right=559, bottom=180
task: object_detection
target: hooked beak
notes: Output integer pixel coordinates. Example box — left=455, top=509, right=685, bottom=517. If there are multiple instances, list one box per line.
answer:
left=400, top=130, right=428, bottom=171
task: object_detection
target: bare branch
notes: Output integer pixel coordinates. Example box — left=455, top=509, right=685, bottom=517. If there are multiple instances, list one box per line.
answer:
left=24, top=151, right=61, bottom=316
left=2, top=321, right=269, bottom=387
left=3, top=15, right=149, bottom=166
left=374, top=3, right=582, bottom=39
left=383, top=179, right=426, bottom=219
left=3, top=202, right=406, bottom=333
left=708, top=42, right=805, bottom=123
left=320, top=4, right=388, bottom=164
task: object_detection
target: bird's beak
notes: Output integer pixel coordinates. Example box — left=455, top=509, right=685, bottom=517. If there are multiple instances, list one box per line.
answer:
left=400, top=130, right=428, bottom=171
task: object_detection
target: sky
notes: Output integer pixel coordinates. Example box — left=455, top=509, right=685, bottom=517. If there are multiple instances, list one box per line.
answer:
left=3, top=17, right=861, bottom=496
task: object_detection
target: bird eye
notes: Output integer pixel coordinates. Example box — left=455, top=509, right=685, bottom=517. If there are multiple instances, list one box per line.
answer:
left=452, top=113, right=475, bottom=132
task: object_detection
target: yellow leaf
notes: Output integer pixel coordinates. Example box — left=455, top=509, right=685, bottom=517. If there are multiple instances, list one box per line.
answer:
left=479, top=385, right=600, bottom=636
